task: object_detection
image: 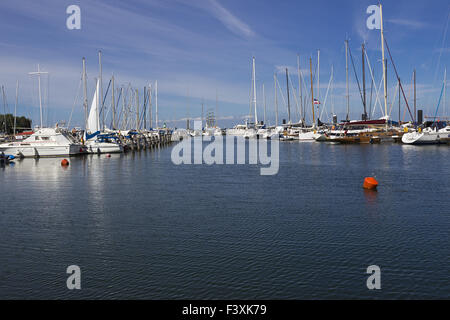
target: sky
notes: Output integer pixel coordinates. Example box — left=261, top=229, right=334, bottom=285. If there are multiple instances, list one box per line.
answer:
left=0, top=0, right=449, bottom=129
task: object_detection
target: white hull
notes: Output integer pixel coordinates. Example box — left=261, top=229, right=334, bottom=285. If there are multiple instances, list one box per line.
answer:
left=86, top=141, right=123, bottom=154
left=402, top=130, right=440, bottom=145
left=0, top=144, right=83, bottom=157
left=298, top=131, right=320, bottom=141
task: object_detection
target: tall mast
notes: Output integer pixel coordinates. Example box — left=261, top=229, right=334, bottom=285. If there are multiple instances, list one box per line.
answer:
left=297, top=54, right=303, bottom=124
left=317, top=49, right=320, bottom=121
left=398, top=77, right=401, bottom=123
left=286, top=68, right=291, bottom=124
left=362, top=43, right=367, bottom=120
left=148, top=84, right=152, bottom=129
left=28, top=64, right=48, bottom=129
left=112, top=75, right=115, bottom=129
left=310, top=58, right=315, bottom=127
left=14, top=80, right=18, bottom=135
left=274, top=73, right=278, bottom=126
left=136, top=89, right=139, bottom=130
left=252, top=57, right=258, bottom=125
left=215, top=90, right=218, bottom=127
left=98, top=50, right=103, bottom=131
left=345, top=40, right=349, bottom=121
left=444, top=67, right=447, bottom=118
left=121, top=87, right=125, bottom=130
left=263, top=83, right=266, bottom=125
left=414, top=69, right=416, bottom=124
left=155, top=80, right=158, bottom=128
left=201, top=98, right=204, bottom=130
left=380, top=4, right=388, bottom=130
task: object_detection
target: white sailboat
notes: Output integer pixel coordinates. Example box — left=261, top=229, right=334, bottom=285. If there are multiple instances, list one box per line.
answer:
left=84, top=77, right=123, bottom=154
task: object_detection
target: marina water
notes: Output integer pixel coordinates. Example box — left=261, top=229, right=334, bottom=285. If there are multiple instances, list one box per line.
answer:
left=0, top=141, right=449, bottom=299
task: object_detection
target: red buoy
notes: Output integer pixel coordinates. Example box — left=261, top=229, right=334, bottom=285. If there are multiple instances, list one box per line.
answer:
left=106, top=154, right=111, bottom=158
left=363, top=177, right=378, bottom=190
left=61, top=159, right=69, bottom=166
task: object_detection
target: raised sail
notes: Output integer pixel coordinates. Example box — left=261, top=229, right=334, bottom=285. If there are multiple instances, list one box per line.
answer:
left=87, top=79, right=100, bottom=133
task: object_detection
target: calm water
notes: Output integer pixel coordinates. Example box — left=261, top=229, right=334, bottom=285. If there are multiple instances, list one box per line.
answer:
left=0, top=141, right=449, bottom=299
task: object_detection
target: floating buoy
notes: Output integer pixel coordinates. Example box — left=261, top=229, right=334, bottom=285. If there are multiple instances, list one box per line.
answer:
left=106, top=154, right=111, bottom=158
left=363, top=177, right=378, bottom=190
left=61, top=159, right=69, bottom=166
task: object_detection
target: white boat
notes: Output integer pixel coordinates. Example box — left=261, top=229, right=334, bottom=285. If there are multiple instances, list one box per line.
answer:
left=85, top=136, right=123, bottom=154
left=298, top=129, right=321, bottom=141
left=0, top=127, right=86, bottom=157
left=85, top=79, right=123, bottom=153
left=402, top=127, right=441, bottom=145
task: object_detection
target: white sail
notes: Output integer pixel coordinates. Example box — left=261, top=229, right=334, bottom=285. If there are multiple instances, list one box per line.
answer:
left=87, top=79, right=100, bottom=133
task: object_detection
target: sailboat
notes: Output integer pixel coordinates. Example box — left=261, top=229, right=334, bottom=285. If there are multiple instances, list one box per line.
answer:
left=83, top=54, right=123, bottom=154
left=84, top=79, right=123, bottom=154
left=402, top=69, right=448, bottom=145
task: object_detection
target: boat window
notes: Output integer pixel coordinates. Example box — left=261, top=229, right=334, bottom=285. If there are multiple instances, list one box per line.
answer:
left=35, top=136, right=40, bottom=140
left=41, top=137, right=50, bottom=140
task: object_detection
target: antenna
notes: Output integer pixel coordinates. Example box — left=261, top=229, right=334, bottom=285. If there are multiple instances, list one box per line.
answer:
left=28, top=64, right=49, bottom=129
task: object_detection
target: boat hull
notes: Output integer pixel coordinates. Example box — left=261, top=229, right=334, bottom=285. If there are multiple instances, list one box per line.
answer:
left=0, top=144, right=85, bottom=157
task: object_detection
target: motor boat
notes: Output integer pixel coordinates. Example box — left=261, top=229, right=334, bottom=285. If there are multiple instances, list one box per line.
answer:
left=0, top=127, right=86, bottom=158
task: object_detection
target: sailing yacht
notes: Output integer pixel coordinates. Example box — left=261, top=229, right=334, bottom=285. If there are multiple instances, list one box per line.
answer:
left=0, top=127, right=86, bottom=157
left=84, top=79, right=123, bottom=153
left=401, top=126, right=446, bottom=145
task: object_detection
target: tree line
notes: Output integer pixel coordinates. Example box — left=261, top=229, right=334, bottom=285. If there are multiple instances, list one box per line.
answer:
left=0, top=114, right=32, bottom=134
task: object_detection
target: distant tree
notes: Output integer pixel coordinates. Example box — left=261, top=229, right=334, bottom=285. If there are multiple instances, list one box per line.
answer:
left=0, top=114, right=32, bottom=134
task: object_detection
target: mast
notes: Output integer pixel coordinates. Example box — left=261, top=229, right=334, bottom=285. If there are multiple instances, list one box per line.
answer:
left=310, top=58, right=315, bottom=127
left=297, top=54, right=303, bottom=124
left=362, top=43, right=367, bottom=120
left=263, top=83, right=266, bottom=125
left=252, top=57, right=258, bottom=125
left=286, top=68, right=291, bottom=124
left=28, top=64, right=48, bottom=129
left=136, top=89, right=139, bottom=130
left=414, top=69, right=416, bottom=124
left=274, top=73, right=278, bottom=126
left=112, top=75, right=115, bottom=129
left=155, top=80, right=158, bottom=129
left=201, top=98, right=204, bottom=130
left=148, top=84, right=152, bottom=129
left=121, top=87, right=125, bottom=130
left=317, top=49, right=320, bottom=122
left=380, top=4, right=388, bottom=130
left=98, top=50, right=103, bottom=131
left=398, top=77, right=401, bottom=123
left=14, top=80, right=18, bottom=135
left=444, top=67, right=447, bottom=118
left=345, top=40, right=349, bottom=121
left=215, top=90, right=218, bottom=127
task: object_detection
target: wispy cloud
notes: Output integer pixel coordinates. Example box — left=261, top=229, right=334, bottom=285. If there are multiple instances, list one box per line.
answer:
left=386, top=19, right=428, bottom=29
left=183, top=0, right=255, bottom=38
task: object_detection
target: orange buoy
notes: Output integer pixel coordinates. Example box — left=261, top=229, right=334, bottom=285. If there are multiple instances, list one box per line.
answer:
left=363, top=177, right=378, bottom=190
left=61, top=159, right=69, bottom=166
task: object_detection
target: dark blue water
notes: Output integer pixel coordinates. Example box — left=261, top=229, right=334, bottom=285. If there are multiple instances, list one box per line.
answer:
left=0, top=142, right=449, bottom=299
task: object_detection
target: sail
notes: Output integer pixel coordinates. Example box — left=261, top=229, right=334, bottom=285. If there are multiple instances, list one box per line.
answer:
left=87, top=79, right=100, bottom=133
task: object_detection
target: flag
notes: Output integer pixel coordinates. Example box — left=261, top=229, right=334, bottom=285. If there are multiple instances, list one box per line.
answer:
left=314, top=99, right=321, bottom=105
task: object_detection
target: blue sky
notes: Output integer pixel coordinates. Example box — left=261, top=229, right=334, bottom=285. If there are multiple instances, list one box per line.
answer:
left=0, top=0, right=449, bottom=128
